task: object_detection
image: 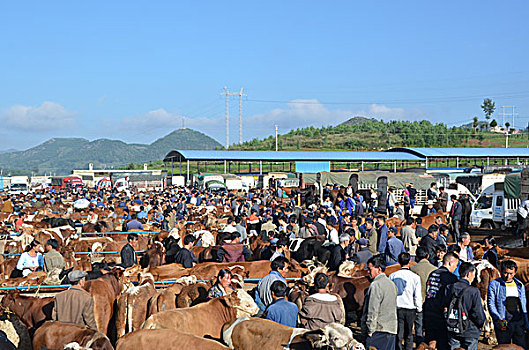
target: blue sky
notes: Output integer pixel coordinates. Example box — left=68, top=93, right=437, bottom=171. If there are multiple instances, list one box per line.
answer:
left=1, top=1, right=528, bottom=149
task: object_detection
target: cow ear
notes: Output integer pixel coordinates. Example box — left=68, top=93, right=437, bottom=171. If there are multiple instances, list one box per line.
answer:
left=301, top=329, right=326, bottom=345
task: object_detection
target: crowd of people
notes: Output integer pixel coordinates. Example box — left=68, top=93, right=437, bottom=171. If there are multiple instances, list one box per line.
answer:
left=2, top=181, right=528, bottom=350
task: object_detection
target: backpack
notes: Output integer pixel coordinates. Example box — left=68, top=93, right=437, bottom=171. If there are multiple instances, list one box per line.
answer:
left=444, top=285, right=471, bottom=334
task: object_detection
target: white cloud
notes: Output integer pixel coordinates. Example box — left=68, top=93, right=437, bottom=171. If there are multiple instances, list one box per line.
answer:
left=0, top=102, right=76, bottom=131
left=114, top=100, right=425, bottom=145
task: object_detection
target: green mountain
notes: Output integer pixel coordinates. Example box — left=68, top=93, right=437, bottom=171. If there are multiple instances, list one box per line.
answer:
left=231, top=118, right=527, bottom=151
left=0, top=128, right=221, bottom=174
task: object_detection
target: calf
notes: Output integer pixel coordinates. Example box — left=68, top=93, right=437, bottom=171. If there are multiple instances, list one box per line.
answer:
left=0, top=290, right=54, bottom=332
left=116, top=329, right=229, bottom=350
left=33, top=321, right=113, bottom=350
left=116, top=272, right=156, bottom=337
left=142, top=289, right=259, bottom=339
left=222, top=317, right=361, bottom=350
left=147, top=289, right=177, bottom=318
left=83, top=269, right=125, bottom=334
left=139, top=241, right=165, bottom=268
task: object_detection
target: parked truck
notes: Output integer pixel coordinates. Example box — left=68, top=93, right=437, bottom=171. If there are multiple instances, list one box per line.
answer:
left=9, top=176, right=30, bottom=195
left=469, top=169, right=529, bottom=230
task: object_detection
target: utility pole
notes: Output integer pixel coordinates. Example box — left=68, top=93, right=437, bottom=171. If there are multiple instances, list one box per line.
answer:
left=275, top=125, right=278, bottom=151
left=502, top=105, right=516, bottom=129
left=238, top=88, right=246, bottom=144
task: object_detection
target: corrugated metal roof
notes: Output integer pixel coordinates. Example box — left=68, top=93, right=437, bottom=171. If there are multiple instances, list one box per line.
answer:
left=388, top=147, right=529, bottom=158
left=164, top=150, right=423, bottom=162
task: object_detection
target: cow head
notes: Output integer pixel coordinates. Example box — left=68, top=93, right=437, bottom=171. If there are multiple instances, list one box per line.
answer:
left=302, top=323, right=361, bottom=350
left=223, top=289, right=259, bottom=317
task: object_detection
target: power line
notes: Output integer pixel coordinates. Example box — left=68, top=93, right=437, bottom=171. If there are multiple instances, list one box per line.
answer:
left=245, top=91, right=529, bottom=106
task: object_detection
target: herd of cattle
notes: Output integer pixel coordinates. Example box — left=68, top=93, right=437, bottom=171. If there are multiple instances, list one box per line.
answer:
left=1, top=200, right=529, bottom=349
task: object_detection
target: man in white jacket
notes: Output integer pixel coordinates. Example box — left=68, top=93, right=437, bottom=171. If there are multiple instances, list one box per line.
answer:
left=389, top=252, right=422, bottom=350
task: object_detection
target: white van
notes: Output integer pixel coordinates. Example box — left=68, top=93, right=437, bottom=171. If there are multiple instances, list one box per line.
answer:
left=470, top=183, right=520, bottom=230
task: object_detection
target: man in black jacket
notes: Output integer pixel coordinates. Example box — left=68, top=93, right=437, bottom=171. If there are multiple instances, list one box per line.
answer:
left=443, top=262, right=486, bottom=350
left=174, top=234, right=197, bottom=268
left=423, top=252, right=459, bottom=350
left=415, top=217, right=428, bottom=239
left=328, top=234, right=350, bottom=271
left=419, top=224, right=440, bottom=266
left=120, top=233, right=138, bottom=268
left=449, top=195, right=463, bottom=242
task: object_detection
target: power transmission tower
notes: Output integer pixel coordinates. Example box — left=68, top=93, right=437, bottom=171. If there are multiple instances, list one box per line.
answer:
left=222, top=87, right=245, bottom=148
left=223, top=87, right=230, bottom=148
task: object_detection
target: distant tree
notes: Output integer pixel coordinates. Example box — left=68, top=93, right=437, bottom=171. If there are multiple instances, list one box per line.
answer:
left=481, top=98, right=496, bottom=129
left=490, top=119, right=498, bottom=128
left=505, top=122, right=511, bottom=130
left=126, top=162, right=135, bottom=170
left=472, top=116, right=479, bottom=131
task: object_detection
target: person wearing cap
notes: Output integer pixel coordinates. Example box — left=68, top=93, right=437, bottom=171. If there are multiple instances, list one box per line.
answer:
left=385, top=226, right=405, bottom=266
left=270, top=238, right=288, bottom=261
left=52, top=273, right=96, bottom=329
left=351, top=238, right=373, bottom=266
left=420, top=200, right=437, bottom=217
left=329, top=234, right=350, bottom=271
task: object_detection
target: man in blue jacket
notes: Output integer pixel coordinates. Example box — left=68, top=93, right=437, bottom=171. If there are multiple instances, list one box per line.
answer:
left=264, top=280, right=298, bottom=327
left=488, top=260, right=529, bottom=348
left=384, top=226, right=405, bottom=266
left=376, top=216, right=389, bottom=255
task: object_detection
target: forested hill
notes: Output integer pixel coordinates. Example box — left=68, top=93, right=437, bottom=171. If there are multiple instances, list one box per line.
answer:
left=0, top=128, right=221, bottom=174
left=230, top=118, right=518, bottom=151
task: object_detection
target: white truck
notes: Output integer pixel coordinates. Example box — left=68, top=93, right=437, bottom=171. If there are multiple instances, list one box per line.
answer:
left=222, top=174, right=244, bottom=191
left=9, top=176, right=30, bottom=195
left=470, top=182, right=520, bottom=230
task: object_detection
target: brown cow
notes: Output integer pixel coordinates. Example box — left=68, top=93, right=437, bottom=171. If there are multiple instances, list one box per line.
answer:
left=147, top=289, right=177, bottom=318
left=0, top=291, right=54, bottom=333
left=83, top=268, right=125, bottom=334
left=33, top=321, right=113, bottom=350
left=142, top=289, right=259, bottom=339
left=139, top=241, right=165, bottom=268
left=222, top=317, right=360, bottom=350
left=116, top=329, right=229, bottom=350
left=176, top=282, right=212, bottom=308
left=116, top=272, right=156, bottom=337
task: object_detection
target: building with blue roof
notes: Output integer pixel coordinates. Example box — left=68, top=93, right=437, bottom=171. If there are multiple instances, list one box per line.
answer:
left=163, top=147, right=529, bottom=177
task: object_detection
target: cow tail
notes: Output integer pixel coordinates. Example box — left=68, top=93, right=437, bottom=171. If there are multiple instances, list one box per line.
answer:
left=127, top=296, right=133, bottom=334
